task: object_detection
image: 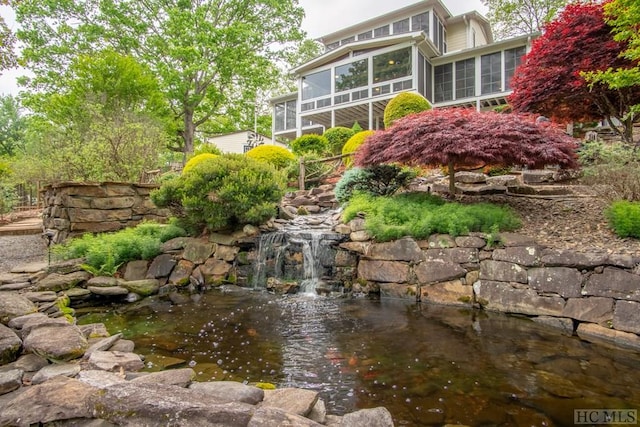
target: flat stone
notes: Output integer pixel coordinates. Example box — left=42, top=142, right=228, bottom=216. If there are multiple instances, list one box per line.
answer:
left=13, top=353, right=49, bottom=372
left=562, top=298, right=613, bottom=324
left=87, top=351, right=144, bottom=372
left=160, top=237, right=189, bottom=252
left=0, top=369, right=23, bottom=395
left=365, top=237, right=422, bottom=261
left=531, top=316, right=575, bottom=335
left=0, top=292, right=38, bottom=324
left=474, top=280, right=565, bottom=316
left=541, top=249, right=608, bottom=269
left=108, top=339, right=135, bottom=353
left=341, top=407, right=394, bottom=427
left=87, top=286, right=129, bottom=296
left=583, top=267, right=640, bottom=301
left=0, top=272, right=32, bottom=284
left=0, top=282, right=33, bottom=291
left=248, top=407, right=323, bottom=426
left=493, top=246, right=542, bottom=267
left=0, top=324, right=22, bottom=365
left=496, top=233, right=537, bottom=247
left=420, top=280, right=473, bottom=306
left=10, top=262, right=48, bottom=274
left=379, top=283, right=418, bottom=300
left=63, top=287, right=92, bottom=299
left=118, top=279, right=160, bottom=296
left=0, top=376, right=98, bottom=426
left=425, top=234, right=456, bottom=248
left=528, top=267, right=583, bottom=298
left=23, top=291, right=58, bottom=303
left=87, top=276, right=119, bottom=287
left=350, top=230, right=370, bottom=242
left=339, top=241, right=369, bottom=255
left=31, top=363, right=82, bottom=385
left=414, top=261, right=467, bottom=284
left=78, top=323, right=111, bottom=339
left=168, top=259, right=194, bottom=287
left=35, top=271, right=91, bottom=292
left=423, top=248, right=478, bottom=264
left=20, top=316, right=70, bottom=339
left=455, top=171, right=486, bottom=184
left=262, top=387, right=318, bottom=416
left=6, top=312, right=48, bottom=330
left=23, top=324, right=88, bottom=362
left=146, top=253, right=178, bottom=278
left=480, top=260, right=528, bottom=283
left=189, top=380, right=264, bottom=404
left=183, top=239, right=216, bottom=264
left=522, top=169, right=555, bottom=184
left=122, top=260, right=149, bottom=281
left=83, top=333, right=123, bottom=359
left=199, top=258, right=232, bottom=284
left=577, top=323, right=640, bottom=350
left=76, top=369, right=127, bottom=388
left=613, top=300, right=640, bottom=334
left=131, top=368, right=195, bottom=387
left=454, top=236, right=486, bottom=248
left=214, top=245, right=240, bottom=262
left=607, top=254, right=640, bottom=269
left=357, top=260, right=409, bottom=283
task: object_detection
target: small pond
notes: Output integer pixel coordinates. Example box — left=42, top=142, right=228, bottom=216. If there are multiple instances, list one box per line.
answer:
left=78, top=291, right=640, bottom=426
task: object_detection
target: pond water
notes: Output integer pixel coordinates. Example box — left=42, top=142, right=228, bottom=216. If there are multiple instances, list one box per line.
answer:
left=78, top=291, right=640, bottom=426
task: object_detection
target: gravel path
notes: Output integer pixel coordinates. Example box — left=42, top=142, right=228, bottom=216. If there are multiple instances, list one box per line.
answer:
left=0, top=235, right=48, bottom=273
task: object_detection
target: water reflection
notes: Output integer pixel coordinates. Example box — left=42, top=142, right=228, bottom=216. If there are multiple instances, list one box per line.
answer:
left=78, top=292, right=640, bottom=426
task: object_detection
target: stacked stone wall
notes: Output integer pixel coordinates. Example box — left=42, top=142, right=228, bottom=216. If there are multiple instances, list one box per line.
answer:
left=42, top=182, right=170, bottom=243
left=336, top=220, right=640, bottom=350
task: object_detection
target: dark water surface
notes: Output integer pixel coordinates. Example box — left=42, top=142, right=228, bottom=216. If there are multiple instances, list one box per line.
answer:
left=78, top=291, right=640, bottom=426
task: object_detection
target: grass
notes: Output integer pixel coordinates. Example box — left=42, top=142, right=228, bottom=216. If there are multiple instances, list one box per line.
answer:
left=53, top=221, right=187, bottom=275
left=342, top=192, right=521, bottom=242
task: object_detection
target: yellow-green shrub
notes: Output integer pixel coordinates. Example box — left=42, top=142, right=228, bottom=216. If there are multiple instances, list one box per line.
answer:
left=183, top=153, right=218, bottom=174
left=342, top=130, right=375, bottom=168
left=383, top=92, right=431, bottom=128
left=246, top=145, right=295, bottom=169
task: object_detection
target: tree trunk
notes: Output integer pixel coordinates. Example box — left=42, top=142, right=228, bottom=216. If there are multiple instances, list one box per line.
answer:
left=448, top=160, right=456, bottom=195
left=183, top=108, right=196, bottom=159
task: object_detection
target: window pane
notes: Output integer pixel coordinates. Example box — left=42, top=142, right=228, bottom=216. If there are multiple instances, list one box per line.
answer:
left=455, top=58, right=475, bottom=99
left=373, top=47, right=412, bottom=84
left=412, top=12, right=429, bottom=32
left=302, top=70, right=331, bottom=100
left=393, top=18, right=410, bottom=34
left=374, top=25, right=390, bottom=37
left=341, top=36, right=355, bottom=46
left=358, top=30, right=373, bottom=41
left=285, top=100, right=296, bottom=129
left=325, top=42, right=339, bottom=51
left=274, top=103, right=285, bottom=131
left=504, top=46, right=526, bottom=90
left=335, top=59, right=369, bottom=92
left=481, top=52, right=501, bottom=94
left=434, top=63, right=453, bottom=102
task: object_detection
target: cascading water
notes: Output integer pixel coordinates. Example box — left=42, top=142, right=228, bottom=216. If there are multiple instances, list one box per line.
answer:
left=252, top=211, right=345, bottom=294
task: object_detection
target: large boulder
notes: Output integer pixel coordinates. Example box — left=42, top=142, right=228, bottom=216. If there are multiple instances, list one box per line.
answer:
left=189, top=381, right=264, bottom=405
left=0, top=323, right=21, bottom=365
left=0, top=292, right=38, bottom=324
left=261, top=387, right=318, bottom=417
left=35, top=271, right=91, bottom=292
left=23, top=324, right=88, bottom=362
left=341, top=407, right=394, bottom=427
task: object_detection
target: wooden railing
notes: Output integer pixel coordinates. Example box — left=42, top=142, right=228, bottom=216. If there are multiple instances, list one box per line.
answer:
left=297, top=152, right=353, bottom=190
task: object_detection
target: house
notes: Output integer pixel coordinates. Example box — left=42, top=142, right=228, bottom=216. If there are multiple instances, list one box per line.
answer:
left=205, top=130, right=289, bottom=154
left=271, top=0, right=536, bottom=141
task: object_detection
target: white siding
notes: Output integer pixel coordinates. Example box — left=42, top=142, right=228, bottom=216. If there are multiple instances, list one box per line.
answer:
left=206, top=131, right=287, bottom=154
left=470, top=19, right=489, bottom=46
left=446, top=22, right=467, bottom=52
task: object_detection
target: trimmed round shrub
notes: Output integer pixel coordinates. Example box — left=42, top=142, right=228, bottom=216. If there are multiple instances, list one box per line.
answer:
left=290, top=134, right=329, bottom=156
left=246, top=145, right=295, bottom=169
left=383, top=92, right=431, bottom=128
left=323, top=127, right=355, bottom=155
left=182, top=153, right=218, bottom=175
left=152, top=154, right=286, bottom=234
left=342, top=130, right=375, bottom=168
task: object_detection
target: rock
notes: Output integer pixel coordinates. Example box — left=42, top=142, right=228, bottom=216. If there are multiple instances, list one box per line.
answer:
left=339, top=241, right=369, bottom=255
left=540, top=249, right=608, bottom=269
left=527, top=267, right=583, bottom=298
left=0, top=376, right=98, bottom=426
left=146, top=253, right=178, bottom=278
left=214, top=245, right=240, bottom=262
left=0, top=292, right=38, bottom=324
left=562, top=298, right=614, bottom=324
left=531, top=316, right=575, bottom=335
left=358, top=260, right=410, bottom=283
left=492, top=246, right=542, bottom=267
left=31, top=362, right=82, bottom=385
left=23, top=291, right=58, bottom=303
left=183, top=239, right=217, bottom=264
left=576, top=323, right=640, bottom=350
left=496, top=233, right=536, bottom=247
left=262, top=387, right=318, bottom=417
left=90, top=382, right=254, bottom=427
left=455, top=171, right=486, bottom=184
left=474, top=281, right=565, bottom=316
left=108, top=339, right=135, bottom=353
left=63, top=287, right=92, bottom=300
left=78, top=323, right=111, bottom=339
left=23, top=324, right=88, bottom=362
left=455, top=235, right=486, bottom=248
left=20, top=316, right=70, bottom=339
left=0, top=323, right=21, bottom=365
left=123, top=260, right=149, bottom=281
left=7, top=312, right=48, bottom=330
left=87, top=276, right=118, bottom=287
left=308, top=398, right=327, bottom=424
left=425, top=234, right=456, bottom=248
left=0, top=369, right=23, bottom=395
left=168, top=259, right=194, bottom=286
left=199, top=258, right=233, bottom=284
left=13, top=353, right=49, bottom=372
left=420, top=280, right=473, bottom=306
left=83, top=333, right=123, bottom=359
left=131, top=368, right=195, bottom=387
left=341, top=407, right=394, bottom=427
left=365, top=237, right=422, bottom=261
left=189, top=380, right=264, bottom=404
left=248, top=407, right=323, bottom=426
left=87, top=286, right=129, bottom=296
left=613, top=300, right=640, bottom=334
left=35, top=271, right=90, bottom=292
left=583, top=267, right=640, bottom=301
left=379, top=283, right=418, bottom=300
left=521, top=169, right=555, bottom=184
left=350, top=230, right=370, bottom=242
left=118, top=279, right=160, bottom=296
left=87, top=350, right=144, bottom=372
left=415, top=261, right=467, bottom=285
left=76, top=369, right=127, bottom=388
left=480, top=260, right=528, bottom=284
left=160, top=236, right=189, bottom=252
left=424, top=248, right=478, bottom=264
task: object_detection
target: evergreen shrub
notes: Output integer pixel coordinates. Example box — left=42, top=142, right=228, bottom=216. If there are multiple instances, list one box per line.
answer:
left=383, top=92, right=431, bottom=128
left=323, top=127, right=355, bottom=155
left=334, top=164, right=417, bottom=204
left=151, top=154, right=286, bottom=234
left=606, top=200, right=640, bottom=238
left=246, top=145, right=295, bottom=169
left=342, top=130, right=375, bottom=168
left=290, top=134, right=329, bottom=156
left=183, top=153, right=218, bottom=175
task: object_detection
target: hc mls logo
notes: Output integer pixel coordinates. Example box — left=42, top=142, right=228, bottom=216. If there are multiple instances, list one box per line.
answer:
left=574, top=409, right=638, bottom=425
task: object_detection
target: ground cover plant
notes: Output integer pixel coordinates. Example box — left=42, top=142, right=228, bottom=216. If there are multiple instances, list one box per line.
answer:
left=606, top=200, right=640, bottom=238
left=53, top=222, right=186, bottom=276
left=342, top=192, right=521, bottom=242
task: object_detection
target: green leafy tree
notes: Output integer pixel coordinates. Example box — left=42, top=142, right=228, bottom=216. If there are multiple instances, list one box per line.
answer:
left=0, top=0, right=17, bottom=71
left=482, top=0, right=569, bottom=40
left=15, top=0, right=306, bottom=157
left=0, top=95, right=26, bottom=156
left=15, top=50, right=169, bottom=182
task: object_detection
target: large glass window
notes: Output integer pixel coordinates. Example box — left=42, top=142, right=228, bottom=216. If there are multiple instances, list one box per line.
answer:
left=274, top=103, right=285, bottom=131
left=455, top=58, right=475, bottom=99
left=373, top=47, right=412, bottom=84
left=285, top=100, right=296, bottom=129
left=434, top=63, right=453, bottom=102
left=302, top=69, right=331, bottom=100
left=374, top=25, right=390, bottom=37
left=504, top=46, right=526, bottom=90
left=481, top=52, right=502, bottom=94
left=393, top=18, right=410, bottom=34
left=358, top=30, right=373, bottom=41
left=412, top=12, right=429, bottom=32
left=433, top=13, right=446, bottom=54
left=335, top=59, right=369, bottom=92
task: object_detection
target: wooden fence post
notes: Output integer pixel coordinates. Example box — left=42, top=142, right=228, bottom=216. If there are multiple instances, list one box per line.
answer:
left=298, top=157, right=305, bottom=190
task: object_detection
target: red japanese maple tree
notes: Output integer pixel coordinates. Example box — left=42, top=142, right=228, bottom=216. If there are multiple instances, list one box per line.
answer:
left=355, top=108, right=578, bottom=195
left=509, top=1, right=640, bottom=143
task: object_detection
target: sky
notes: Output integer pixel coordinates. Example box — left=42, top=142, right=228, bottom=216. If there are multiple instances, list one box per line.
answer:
left=0, top=0, right=489, bottom=96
